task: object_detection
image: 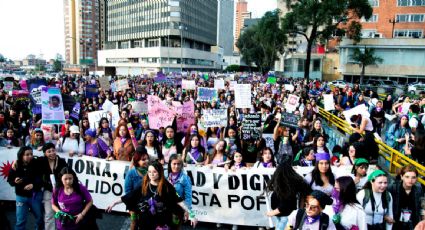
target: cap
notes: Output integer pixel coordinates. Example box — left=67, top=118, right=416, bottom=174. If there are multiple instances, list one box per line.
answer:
left=69, top=125, right=80, bottom=134
left=84, top=128, right=96, bottom=138
left=354, top=158, right=369, bottom=166
left=315, top=152, right=330, bottom=162
left=368, top=169, right=386, bottom=182
left=310, top=190, right=333, bottom=209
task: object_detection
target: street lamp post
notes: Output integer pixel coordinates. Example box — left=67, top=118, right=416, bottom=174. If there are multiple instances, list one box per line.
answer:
left=389, top=17, right=399, bottom=38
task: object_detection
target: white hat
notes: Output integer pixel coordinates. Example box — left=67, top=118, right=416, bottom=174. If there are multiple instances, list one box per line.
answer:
left=69, top=125, right=80, bottom=134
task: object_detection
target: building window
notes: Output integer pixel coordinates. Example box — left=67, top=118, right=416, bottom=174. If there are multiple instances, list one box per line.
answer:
left=394, top=29, right=423, bottom=38
left=361, top=14, right=378, bottom=22
left=361, top=29, right=378, bottom=38
left=398, top=0, right=425, bottom=6
left=397, top=14, right=425, bottom=22
left=284, top=59, right=292, bottom=72
left=369, top=0, right=379, bottom=7
left=297, top=59, right=305, bottom=72
left=313, top=59, right=321, bottom=72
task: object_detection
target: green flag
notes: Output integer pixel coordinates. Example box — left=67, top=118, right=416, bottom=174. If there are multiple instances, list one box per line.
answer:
left=203, top=74, right=209, bottom=80
left=267, top=76, right=277, bottom=84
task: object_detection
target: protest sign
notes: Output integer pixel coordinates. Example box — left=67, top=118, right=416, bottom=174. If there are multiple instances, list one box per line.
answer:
left=99, top=76, right=110, bottom=90
left=266, top=77, right=277, bottom=84
left=102, top=99, right=114, bottom=112
left=41, top=124, right=53, bottom=142
left=197, top=87, right=218, bottom=102
left=3, top=81, right=13, bottom=92
left=174, top=101, right=195, bottom=133
left=214, top=79, right=225, bottom=90
left=279, top=112, right=300, bottom=128
left=225, top=74, right=235, bottom=81
left=41, top=87, right=65, bottom=124
left=111, top=82, right=117, bottom=92
left=148, top=95, right=176, bottom=129
left=182, top=80, right=196, bottom=90
left=85, top=84, right=99, bottom=98
left=30, top=85, right=44, bottom=105
left=202, top=109, right=227, bottom=127
left=154, top=72, right=167, bottom=83
left=241, top=113, right=261, bottom=140
left=262, top=134, right=275, bottom=152
left=284, top=94, right=300, bottom=113
left=323, top=94, right=335, bottom=111
left=32, top=105, right=42, bottom=115
left=235, top=84, right=251, bottom=108
left=131, top=101, right=148, bottom=114
left=70, top=102, right=81, bottom=120
left=342, top=104, right=370, bottom=124
left=284, top=84, right=295, bottom=92
left=229, top=81, right=237, bottom=91
left=88, top=110, right=111, bottom=129
left=116, top=79, right=130, bottom=91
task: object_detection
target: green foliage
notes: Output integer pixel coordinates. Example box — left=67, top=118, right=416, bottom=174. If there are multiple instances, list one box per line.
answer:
left=0, top=54, right=5, bottom=63
left=350, top=47, right=383, bottom=84
left=236, top=9, right=286, bottom=74
left=281, top=0, right=373, bottom=81
left=225, top=65, right=240, bottom=72
left=35, top=64, right=46, bottom=72
left=53, top=59, right=63, bottom=72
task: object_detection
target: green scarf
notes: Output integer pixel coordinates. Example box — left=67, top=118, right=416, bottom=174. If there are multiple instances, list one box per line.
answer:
left=136, top=167, right=148, bottom=176
left=164, top=139, right=174, bottom=149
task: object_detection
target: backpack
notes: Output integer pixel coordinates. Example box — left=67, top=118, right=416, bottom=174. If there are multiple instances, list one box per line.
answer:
left=362, top=189, right=391, bottom=214
left=294, top=209, right=329, bottom=230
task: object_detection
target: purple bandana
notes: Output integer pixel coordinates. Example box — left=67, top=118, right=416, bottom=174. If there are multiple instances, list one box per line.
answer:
left=190, top=148, right=200, bottom=162
left=305, top=215, right=321, bottom=225
left=262, top=162, right=272, bottom=168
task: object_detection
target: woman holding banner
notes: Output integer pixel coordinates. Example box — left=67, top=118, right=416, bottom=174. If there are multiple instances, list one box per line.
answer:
left=107, top=161, right=197, bottom=230
left=205, top=139, right=229, bottom=167
left=304, top=153, right=336, bottom=196
left=182, top=134, right=207, bottom=165
left=252, top=147, right=276, bottom=168
left=112, top=124, right=135, bottom=161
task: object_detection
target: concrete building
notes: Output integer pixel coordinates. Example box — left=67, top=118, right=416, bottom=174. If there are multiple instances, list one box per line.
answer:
left=281, top=53, right=324, bottom=80
left=64, top=0, right=100, bottom=67
left=361, top=0, right=425, bottom=38
left=235, top=0, right=251, bottom=52
left=22, top=54, right=46, bottom=67
left=217, top=0, right=234, bottom=56
left=98, top=0, right=219, bottom=75
left=99, top=0, right=107, bottom=50
left=339, top=38, right=425, bottom=83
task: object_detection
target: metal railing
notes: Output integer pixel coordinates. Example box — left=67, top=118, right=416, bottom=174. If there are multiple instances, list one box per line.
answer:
left=318, top=107, right=425, bottom=186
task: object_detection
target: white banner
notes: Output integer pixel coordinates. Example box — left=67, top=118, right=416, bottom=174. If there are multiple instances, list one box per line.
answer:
left=235, top=84, right=251, bottom=108
left=0, top=148, right=371, bottom=225
left=202, top=109, right=227, bottom=127
left=182, top=80, right=196, bottom=90
left=214, top=79, right=225, bottom=90
left=323, top=94, right=335, bottom=111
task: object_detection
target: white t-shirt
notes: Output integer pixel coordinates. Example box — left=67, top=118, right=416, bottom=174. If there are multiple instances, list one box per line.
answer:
left=57, top=137, right=85, bottom=154
left=356, top=189, right=393, bottom=230
left=323, top=203, right=367, bottom=230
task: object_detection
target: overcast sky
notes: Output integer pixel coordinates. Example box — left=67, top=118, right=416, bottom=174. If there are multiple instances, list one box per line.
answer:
left=0, top=0, right=277, bottom=60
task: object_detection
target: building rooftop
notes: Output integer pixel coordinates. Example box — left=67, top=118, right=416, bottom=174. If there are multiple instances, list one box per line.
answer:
left=339, top=38, right=425, bottom=48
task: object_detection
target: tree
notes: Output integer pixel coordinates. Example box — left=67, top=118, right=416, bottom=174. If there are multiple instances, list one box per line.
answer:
left=237, top=10, right=286, bottom=74
left=225, top=65, right=240, bottom=72
left=281, top=0, right=373, bottom=82
left=350, top=47, right=383, bottom=85
left=53, top=59, right=63, bottom=72
left=0, top=54, right=5, bottom=63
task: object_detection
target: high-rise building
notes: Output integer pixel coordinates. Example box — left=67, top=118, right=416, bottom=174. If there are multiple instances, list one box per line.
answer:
left=217, top=0, right=234, bottom=56
left=98, top=0, right=219, bottom=75
left=99, top=0, right=107, bottom=50
left=235, top=0, right=251, bottom=51
left=64, top=0, right=100, bottom=67
left=360, top=0, right=425, bottom=38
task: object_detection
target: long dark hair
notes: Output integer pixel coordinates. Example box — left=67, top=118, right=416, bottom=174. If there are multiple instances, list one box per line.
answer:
left=56, top=167, right=82, bottom=195
left=16, top=146, right=33, bottom=168
left=259, top=147, right=276, bottom=167
left=336, top=176, right=359, bottom=206
left=413, top=129, right=425, bottom=151
left=363, top=175, right=390, bottom=210
left=311, top=160, right=335, bottom=186
left=267, top=156, right=311, bottom=200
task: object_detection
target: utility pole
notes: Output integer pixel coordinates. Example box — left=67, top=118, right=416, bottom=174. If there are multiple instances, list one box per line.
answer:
left=389, top=17, right=399, bottom=38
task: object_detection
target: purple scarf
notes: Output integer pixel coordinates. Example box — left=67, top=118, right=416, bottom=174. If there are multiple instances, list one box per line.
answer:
left=262, top=162, right=272, bottom=168
left=190, top=148, right=200, bottom=162
left=169, top=172, right=181, bottom=185
left=331, top=189, right=343, bottom=214
left=305, top=215, right=321, bottom=225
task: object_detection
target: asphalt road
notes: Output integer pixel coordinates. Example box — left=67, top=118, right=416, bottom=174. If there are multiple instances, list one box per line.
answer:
left=1, top=201, right=262, bottom=230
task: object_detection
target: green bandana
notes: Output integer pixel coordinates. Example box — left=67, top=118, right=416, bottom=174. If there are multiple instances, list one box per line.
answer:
left=164, top=139, right=174, bottom=148
left=136, top=167, right=148, bottom=176
left=368, top=169, right=386, bottom=182
left=354, top=158, right=369, bottom=166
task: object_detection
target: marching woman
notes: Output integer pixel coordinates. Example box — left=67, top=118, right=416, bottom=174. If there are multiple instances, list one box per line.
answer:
left=140, top=130, right=164, bottom=163
left=106, top=161, right=197, bottom=230
left=26, top=128, right=45, bottom=151
left=356, top=170, right=394, bottom=230
left=160, top=126, right=183, bottom=168
left=84, top=128, right=110, bottom=158
left=388, top=165, right=423, bottom=230
left=166, top=154, right=195, bottom=227
left=326, top=176, right=367, bottom=230
left=266, top=156, right=311, bottom=229
left=351, top=158, right=370, bottom=191
left=7, top=146, right=43, bottom=230
left=252, top=147, right=277, bottom=168
left=112, top=124, right=135, bottom=161
left=51, top=167, right=96, bottom=230
left=304, top=152, right=336, bottom=196
left=285, top=190, right=336, bottom=230
left=205, top=139, right=229, bottom=167
left=225, top=151, right=247, bottom=171
left=182, top=134, right=207, bottom=165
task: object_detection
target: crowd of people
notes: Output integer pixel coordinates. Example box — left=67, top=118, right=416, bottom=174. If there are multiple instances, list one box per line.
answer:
left=0, top=73, right=424, bottom=230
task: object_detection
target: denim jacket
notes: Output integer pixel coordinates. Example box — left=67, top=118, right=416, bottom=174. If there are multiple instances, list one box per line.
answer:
left=167, top=172, right=192, bottom=210
left=124, top=168, right=143, bottom=194
left=386, top=123, right=411, bottom=151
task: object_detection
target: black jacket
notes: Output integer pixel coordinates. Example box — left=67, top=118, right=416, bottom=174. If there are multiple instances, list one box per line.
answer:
left=36, top=156, right=67, bottom=192
left=388, top=179, right=423, bottom=227
left=7, top=160, right=41, bottom=197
